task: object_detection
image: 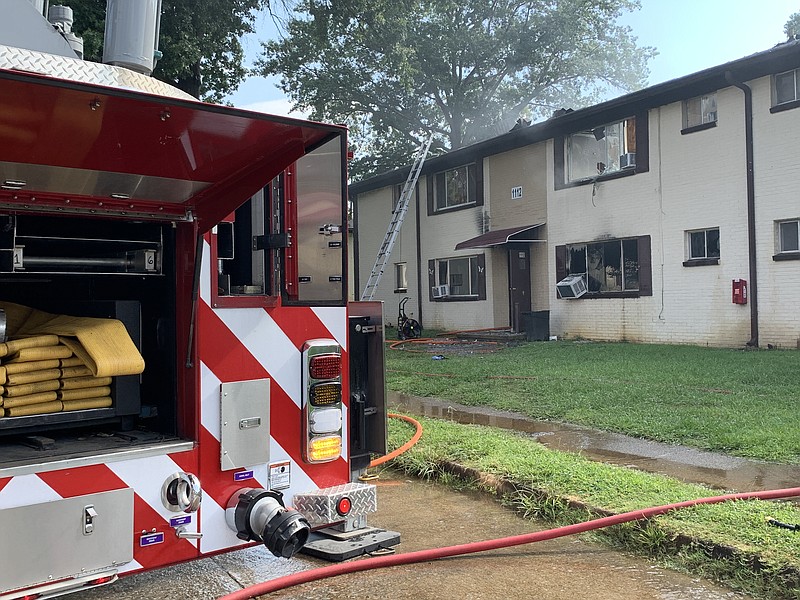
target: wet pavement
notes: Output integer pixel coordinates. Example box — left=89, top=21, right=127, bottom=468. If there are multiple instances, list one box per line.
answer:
left=82, top=472, right=753, bottom=600
left=391, top=392, right=800, bottom=493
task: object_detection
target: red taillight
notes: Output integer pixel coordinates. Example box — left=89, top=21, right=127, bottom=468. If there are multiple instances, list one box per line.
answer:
left=85, top=576, right=115, bottom=586
left=336, top=496, right=352, bottom=516
left=20, top=595, right=41, bottom=600
left=309, top=353, right=340, bottom=380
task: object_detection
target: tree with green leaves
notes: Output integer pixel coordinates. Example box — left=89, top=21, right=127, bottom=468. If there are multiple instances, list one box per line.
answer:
left=257, top=0, right=655, bottom=179
left=786, top=11, right=800, bottom=39
left=68, top=0, right=276, bottom=102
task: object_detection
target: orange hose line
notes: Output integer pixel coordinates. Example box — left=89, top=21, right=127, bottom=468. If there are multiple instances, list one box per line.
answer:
left=368, top=413, right=423, bottom=468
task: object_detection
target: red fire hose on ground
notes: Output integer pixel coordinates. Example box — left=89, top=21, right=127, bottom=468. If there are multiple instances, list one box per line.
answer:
left=219, top=486, right=800, bottom=600
left=217, top=415, right=800, bottom=600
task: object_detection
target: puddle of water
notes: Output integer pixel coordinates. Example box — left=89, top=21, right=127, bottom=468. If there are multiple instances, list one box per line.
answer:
left=392, top=393, right=800, bottom=494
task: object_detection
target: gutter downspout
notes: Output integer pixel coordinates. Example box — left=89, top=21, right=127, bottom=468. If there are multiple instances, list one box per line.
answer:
left=724, top=71, right=759, bottom=347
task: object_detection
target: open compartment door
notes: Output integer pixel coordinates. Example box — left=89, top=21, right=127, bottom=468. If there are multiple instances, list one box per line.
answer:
left=0, top=66, right=345, bottom=230
left=348, top=301, right=388, bottom=478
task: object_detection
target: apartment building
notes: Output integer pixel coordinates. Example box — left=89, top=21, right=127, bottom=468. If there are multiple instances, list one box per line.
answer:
left=351, top=41, right=800, bottom=348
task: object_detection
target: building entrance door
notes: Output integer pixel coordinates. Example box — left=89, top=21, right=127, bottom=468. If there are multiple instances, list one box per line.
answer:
left=508, top=245, right=531, bottom=332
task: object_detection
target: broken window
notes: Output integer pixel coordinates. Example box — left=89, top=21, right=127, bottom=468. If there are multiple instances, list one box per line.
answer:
left=566, top=239, right=639, bottom=293
left=566, top=118, right=636, bottom=182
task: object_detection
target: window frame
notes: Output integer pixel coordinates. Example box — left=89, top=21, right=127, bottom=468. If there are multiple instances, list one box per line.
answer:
left=427, top=254, right=487, bottom=301
left=683, top=227, right=720, bottom=266
left=554, top=112, right=649, bottom=190
left=394, top=262, right=408, bottom=293
left=681, top=93, right=718, bottom=134
left=433, top=164, right=477, bottom=212
left=565, top=117, right=637, bottom=183
left=771, top=68, right=800, bottom=113
left=438, top=256, right=479, bottom=298
left=773, top=219, right=800, bottom=261
left=555, top=236, right=652, bottom=299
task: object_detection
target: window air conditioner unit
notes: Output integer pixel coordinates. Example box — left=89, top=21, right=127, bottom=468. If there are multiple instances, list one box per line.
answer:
left=556, top=275, right=587, bottom=299
left=432, top=284, right=449, bottom=299
left=620, top=152, right=636, bottom=169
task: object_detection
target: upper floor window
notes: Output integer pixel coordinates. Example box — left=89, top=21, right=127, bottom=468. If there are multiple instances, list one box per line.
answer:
left=683, top=94, right=717, bottom=131
left=433, top=164, right=477, bottom=211
left=774, top=68, right=800, bottom=106
left=392, top=183, right=403, bottom=212
left=566, top=117, right=637, bottom=182
left=779, top=219, right=799, bottom=252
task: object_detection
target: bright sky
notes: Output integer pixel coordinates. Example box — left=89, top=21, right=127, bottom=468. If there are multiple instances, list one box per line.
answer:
left=225, top=0, right=799, bottom=116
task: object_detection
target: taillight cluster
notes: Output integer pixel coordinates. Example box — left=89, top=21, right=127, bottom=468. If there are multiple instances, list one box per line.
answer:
left=302, top=341, right=343, bottom=463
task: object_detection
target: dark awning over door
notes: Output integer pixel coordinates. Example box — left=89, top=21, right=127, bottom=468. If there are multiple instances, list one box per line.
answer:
left=455, top=222, right=545, bottom=250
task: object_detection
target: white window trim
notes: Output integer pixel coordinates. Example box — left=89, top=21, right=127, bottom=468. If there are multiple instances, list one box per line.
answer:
left=686, top=227, right=721, bottom=260
left=394, top=262, right=408, bottom=292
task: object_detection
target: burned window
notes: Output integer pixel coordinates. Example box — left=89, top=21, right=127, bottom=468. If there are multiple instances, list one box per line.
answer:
left=566, top=239, right=639, bottom=293
left=567, top=118, right=637, bottom=182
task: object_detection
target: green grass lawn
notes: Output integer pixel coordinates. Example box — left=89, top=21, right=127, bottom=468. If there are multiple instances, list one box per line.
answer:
left=385, top=340, right=800, bottom=462
left=384, top=416, right=800, bottom=599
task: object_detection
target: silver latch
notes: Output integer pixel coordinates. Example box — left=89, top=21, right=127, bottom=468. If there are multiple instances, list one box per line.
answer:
left=83, top=504, right=98, bottom=535
left=239, top=417, right=262, bottom=430
left=175, top=526, right=203, bottom=540
left=319, top=223, right=342, bottom=236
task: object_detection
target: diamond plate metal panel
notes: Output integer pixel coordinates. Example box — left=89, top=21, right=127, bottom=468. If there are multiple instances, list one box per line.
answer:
left=0, top=45, right=196, bottom=100
left=293, top=483, right=377, bottom=526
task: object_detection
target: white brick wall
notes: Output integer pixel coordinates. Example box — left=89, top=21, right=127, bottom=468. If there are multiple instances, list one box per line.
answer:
left=549, top=76, right=800, bottom=347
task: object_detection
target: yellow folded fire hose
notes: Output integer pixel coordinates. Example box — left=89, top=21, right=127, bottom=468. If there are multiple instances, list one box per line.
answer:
left=0, top=302, right=144, bottom=377
left=0, top=302, right=144, bottom=418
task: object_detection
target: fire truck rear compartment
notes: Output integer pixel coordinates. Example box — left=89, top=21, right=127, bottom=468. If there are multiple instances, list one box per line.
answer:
left=0, top=214, right=180, bottom=469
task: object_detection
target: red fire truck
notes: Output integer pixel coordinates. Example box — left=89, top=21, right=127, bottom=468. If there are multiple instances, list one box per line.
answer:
left=0, top=2, right=390, bottom=598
